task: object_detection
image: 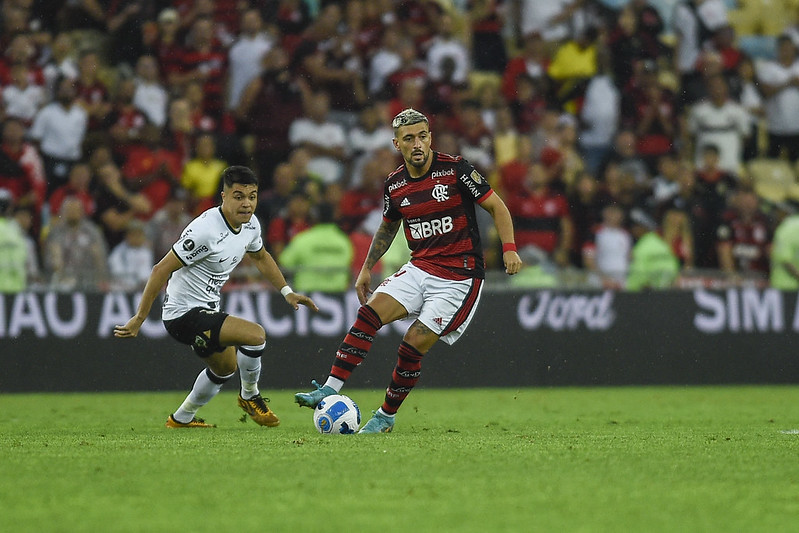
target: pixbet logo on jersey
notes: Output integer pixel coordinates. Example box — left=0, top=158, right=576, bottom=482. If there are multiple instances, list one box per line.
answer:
left=408, top=216, right=453, bottom=239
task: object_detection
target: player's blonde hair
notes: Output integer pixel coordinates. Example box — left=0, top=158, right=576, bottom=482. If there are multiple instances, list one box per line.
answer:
left=392, top=108, right=429, bottom=135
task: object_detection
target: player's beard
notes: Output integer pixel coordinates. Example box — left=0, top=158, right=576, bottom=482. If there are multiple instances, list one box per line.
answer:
left=407, top=150, right=429, bottom=169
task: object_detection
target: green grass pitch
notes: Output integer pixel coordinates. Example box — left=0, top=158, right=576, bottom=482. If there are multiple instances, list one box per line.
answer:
left=2, top=386, right=799, bottom=532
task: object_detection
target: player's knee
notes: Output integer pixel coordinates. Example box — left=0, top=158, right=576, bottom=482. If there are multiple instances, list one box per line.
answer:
left=243, top=324, right=266, bottom=347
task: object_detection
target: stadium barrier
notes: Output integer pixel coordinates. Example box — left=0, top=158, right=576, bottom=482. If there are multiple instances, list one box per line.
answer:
left=2, top=288, right=799, bottom=392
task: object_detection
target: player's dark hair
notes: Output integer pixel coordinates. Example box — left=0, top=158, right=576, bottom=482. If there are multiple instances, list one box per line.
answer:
left=221, top=166, right=258, bottom=188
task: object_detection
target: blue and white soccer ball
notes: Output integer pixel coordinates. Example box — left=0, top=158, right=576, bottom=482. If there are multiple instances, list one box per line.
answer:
left=313, top=394, right=361, bottom=434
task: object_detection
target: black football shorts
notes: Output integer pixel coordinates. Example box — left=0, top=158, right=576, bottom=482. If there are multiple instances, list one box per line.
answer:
left=163, top=307, right=229, bottom=357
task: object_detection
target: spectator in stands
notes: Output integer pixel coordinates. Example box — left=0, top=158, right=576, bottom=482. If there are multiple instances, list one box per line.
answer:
left=236, top=45, right=309, bottom=186
left=688, top=74, right=749, bottom=175
left=348, top=101, right=395, bottom=184
left=367, top=25, right=403, bottom=97
left=227, top=7, right=273, bottom=112
left=0, top=33, right=43, bottom=87
left=120, top=123, right=180, bottom=214
left=144, top=8, right=184, bottom=87
left=506, top=160, right=573, bottom=268
left=598, top=129, right=651, bottom=191
left=0, top=117, right=45, bottom=214
left=93, top=161, right=152, bottom=249
left=579, top=47, right=620, bottom=175
left=13, top=204, right=42, bottom=288
left=162, top=97, right=195, bottom=170
left=338, top=150, right=388, bottom=234
left=254, top=162, right=298, bottom=229
left=626, top=207, right=680, bottom=290
left=385, top=36, right=428, bottom=100
left=108, top=219, right=153, bottom=292
left=172, top=16, right=228, bottom=122
left=426, top=12, right=469, bottom=88
left=451, top=99, right=494, bottom=175
left=0, top=187, right=27, bottom=292
left=288, top=90, right=348, bottom=185
left=661, top=207, right=695, bottom=268
left=75, top=50, right=112, bottom=137
left=467, top=0, right=508, bottom=74
left=501, top=31, right=549, bottom=103
left=425, top=55, right=469, bottom=120
left=756, top=35, right=799, bottom=161
left=266, top=189, right=313, bottom=258
left=279, top=202, right=353, bottom=293
left=181, top=132, right=227, bottom=214
left=583, top=203, right=631, bottom=288
left=694, top=144, right=737, bottom=204
left=2, top=64, right=46, bottom=125
left=491, top=104, right=520, bottom=169
left=736, top=56, right=764, bottom=162
left=662, top=165, right=721, bottom=268
left=41, top=32, right=79, bottom=98
left=623, top=60, right=676, bottom=172
left=547, top=26, right=599, bottom=113
left=647, top=152, right=683, bottom=211
left=672, top=0, right=729, bottom=107
left=607, top=5, right=652, bottom=92
left=45, top=195, right=109, bottom=291
left=28, top=76, right=87, bottom=195
left=770, top=201, right=799, bottom=289
left=568, top=171, right=613, bottom=267
left=132, top=54, right=169, bottom=128
left=716, top=186, right=773, bottom=277
left=517, top=0, right=580, bottom=45
left=108, top=77, right=148, bottom=162
left=49, top=162, right=95, bottom=218
left=145, top=186, right=192, bottom=261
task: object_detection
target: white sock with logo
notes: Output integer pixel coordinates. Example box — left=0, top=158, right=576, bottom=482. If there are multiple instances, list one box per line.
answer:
left=173, top=368, right=232, bottom=423
left=237, top=345, right=264, bottom=399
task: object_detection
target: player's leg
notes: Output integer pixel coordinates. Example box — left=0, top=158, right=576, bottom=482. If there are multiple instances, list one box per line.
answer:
left=169, top=346, right=237, bottom=427
left=294, top=292, right=410, bottom=407
left=218, top=315, right=279, bottom=426
left=358, top=321, right=438, bottom=434
left=359, top=274, right=483, bottom=433
left=164, top=308, right=233, bottom=427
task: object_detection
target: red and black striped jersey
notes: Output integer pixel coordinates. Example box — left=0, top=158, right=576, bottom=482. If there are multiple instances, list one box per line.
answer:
left=383, top=151, right=493, bottom=280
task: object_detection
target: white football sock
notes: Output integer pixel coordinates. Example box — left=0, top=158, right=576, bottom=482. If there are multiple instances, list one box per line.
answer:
left=237, top=348, right=262, bottom=399
left=323, top=376, right=344, bottom=392
left=173, top=369, right=232, bottom=423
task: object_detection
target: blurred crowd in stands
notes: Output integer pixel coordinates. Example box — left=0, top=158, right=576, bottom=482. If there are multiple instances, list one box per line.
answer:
left=2, top=0, right=799, bottom=294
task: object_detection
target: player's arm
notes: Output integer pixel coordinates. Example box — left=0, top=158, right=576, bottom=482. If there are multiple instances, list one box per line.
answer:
left=478, top=192, right=522, bottom=275
left=248, top=247, right=319, bottom=311
left=114, top=250, right=183, bottom=338
left=355, top=218, right=402, bottom=304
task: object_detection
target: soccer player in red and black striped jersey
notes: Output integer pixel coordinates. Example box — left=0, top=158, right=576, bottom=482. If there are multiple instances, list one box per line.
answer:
left=296, top=108, right=522, bottom=433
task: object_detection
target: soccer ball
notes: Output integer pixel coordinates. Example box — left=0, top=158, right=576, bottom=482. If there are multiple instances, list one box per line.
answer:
left=313, top=394, right=361, bottom=434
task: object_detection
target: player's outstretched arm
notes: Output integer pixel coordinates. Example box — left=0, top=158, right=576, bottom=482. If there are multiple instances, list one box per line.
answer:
left=114, top=250, right=183, bottom=338
left=479, top=192, right=522, bottom=275
left=249, top=247, right=319, bottom=312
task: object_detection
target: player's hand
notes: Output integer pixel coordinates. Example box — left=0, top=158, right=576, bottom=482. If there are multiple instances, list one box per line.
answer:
left=355, top=269, right=372, bottom=305
left=114, top=316, right=144, bottom=338
left=503, top=250, right=522, bottom=275
left=286, top=292, right=319, bottom=312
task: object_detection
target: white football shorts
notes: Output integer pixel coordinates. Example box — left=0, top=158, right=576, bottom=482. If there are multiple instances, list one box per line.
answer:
left=373, top=262, right=484, bottom=345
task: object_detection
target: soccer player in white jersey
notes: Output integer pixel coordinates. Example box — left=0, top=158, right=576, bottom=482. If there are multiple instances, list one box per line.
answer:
left=295, top=109, right=522, bottom=433
left=115, top=166, right=318, bottom=428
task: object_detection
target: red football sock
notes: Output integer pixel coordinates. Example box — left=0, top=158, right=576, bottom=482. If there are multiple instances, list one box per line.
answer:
left=381, top=341, right=424, bottom=415
left=330, top=305, right=382, bottom=382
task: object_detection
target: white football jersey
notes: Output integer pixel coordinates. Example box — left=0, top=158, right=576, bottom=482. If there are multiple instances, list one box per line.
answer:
left=162, top=207, right=263, bottom=320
